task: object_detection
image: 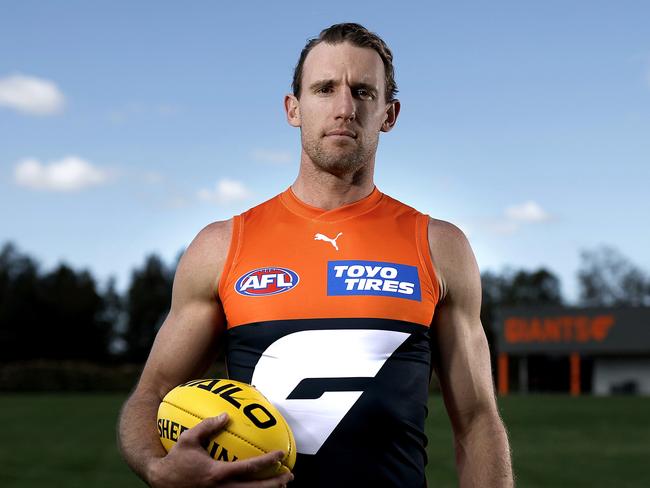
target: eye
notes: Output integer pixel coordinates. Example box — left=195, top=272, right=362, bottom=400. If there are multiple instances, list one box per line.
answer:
left=316, top=85, right=333, bottom=94
left=356, top=88, right=375, bottom=100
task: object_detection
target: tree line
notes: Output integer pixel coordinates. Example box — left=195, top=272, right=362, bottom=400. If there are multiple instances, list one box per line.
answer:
left=0, top=242, right=173, bottom=364
left=1, top=241, right=649, bottom=365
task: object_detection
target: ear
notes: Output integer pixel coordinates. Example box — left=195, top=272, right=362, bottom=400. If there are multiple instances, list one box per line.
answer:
left=284, top=94, right=301, bottom=127
left=380, top=99, right=400, bottom=133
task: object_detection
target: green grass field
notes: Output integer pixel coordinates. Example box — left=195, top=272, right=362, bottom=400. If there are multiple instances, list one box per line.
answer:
left=0, top=394, right=648, bottom=487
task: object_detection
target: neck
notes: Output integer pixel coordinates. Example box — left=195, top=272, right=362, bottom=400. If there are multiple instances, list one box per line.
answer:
left=291, top=155, right=376, bottom=210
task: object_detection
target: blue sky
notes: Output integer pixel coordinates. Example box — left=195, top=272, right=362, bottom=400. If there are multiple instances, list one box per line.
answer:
left=1, top=1, right=649, bottom=301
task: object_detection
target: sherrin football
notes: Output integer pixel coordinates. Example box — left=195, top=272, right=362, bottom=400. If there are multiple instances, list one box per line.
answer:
left=157, top=378, right=296, bottom=478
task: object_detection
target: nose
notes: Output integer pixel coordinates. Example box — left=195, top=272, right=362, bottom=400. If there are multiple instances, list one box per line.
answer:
left=334, top=88, right=356, bottom=122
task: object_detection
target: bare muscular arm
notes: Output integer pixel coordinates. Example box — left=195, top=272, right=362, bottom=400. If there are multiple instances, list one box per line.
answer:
left=428, top=219, right=513, bottom=487
left=117, top=220, right=293, bottom=487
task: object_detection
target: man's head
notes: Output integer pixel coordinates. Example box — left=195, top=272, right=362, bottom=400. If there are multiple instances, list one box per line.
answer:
left=285, top=23, right=400, bottom=179
left=292, top=23, right=398, bottom=104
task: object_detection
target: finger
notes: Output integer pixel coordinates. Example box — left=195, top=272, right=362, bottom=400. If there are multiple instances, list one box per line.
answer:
left=179, top=413, right=229, bottom=447
left=218, top=450, right=286, bottom=479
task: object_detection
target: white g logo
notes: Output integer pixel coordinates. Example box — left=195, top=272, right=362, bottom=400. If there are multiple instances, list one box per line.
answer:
left=251, top=329, right=409, bottom=454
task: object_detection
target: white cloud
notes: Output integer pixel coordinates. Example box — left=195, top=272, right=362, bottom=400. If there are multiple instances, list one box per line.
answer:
left=0, top=73, right=65, bottom=115
left=198, top=178, right=252, bottom=204
left=505, top=201, right=551, bottom=223
left=14, top=156, right=110, bottom=192
left=478, top=201, right=552, bottom=236
left=251, top=149, right=293, bottom=165
left=485, top=219, right=520, bottom=236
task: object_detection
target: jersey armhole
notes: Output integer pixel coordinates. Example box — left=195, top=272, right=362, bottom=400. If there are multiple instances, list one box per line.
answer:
left=217, top=215, right=243, bottom=299
left=416, top=213, right=440, bottom=308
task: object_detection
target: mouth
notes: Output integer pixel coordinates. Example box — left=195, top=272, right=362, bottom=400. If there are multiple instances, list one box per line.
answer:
left=324, top=129, right=357, bottom=139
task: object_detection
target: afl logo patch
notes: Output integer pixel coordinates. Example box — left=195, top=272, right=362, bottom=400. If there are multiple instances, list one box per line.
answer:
left=235, top=267, right=300, bottom=297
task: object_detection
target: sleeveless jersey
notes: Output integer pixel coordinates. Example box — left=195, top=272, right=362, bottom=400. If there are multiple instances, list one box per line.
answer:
left=218, top=187, right=439, bottom=487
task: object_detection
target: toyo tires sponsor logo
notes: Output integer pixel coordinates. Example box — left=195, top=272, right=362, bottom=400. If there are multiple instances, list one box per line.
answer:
left=235, top=267, right=300, bottom=296
left=327, top=260, right=421, bottom=301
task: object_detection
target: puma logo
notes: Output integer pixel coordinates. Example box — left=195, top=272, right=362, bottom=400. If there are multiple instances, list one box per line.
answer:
left=314, top=232, right=343, bottom=251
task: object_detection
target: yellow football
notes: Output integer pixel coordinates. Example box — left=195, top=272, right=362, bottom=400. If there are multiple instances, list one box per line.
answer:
left=157, top=378, right=296, bottom=478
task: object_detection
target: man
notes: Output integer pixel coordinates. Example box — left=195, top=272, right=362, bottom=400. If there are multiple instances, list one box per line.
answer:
left=118, top=23, right=513, bottom=487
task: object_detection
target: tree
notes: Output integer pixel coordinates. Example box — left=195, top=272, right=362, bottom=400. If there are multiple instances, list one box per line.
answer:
left=578, top=246, right=650, bottom=306
left=480, top=267, right=564, bottom=375
left=123, top=254, right=174, bottom=362
left=482, top=268, right=562, bottom=309
left=100, top=277, right=127, bottom=356
left=37, top=264, right=111, bottom=361
left=0, top=243, right=113, bottom=362
left=0, top=243, right=41, bottom=361
left=481, top=266, right=563, bottom=339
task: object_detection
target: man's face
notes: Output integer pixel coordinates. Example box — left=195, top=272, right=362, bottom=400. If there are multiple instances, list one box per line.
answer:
left=286, top=42, right=399, bottom=177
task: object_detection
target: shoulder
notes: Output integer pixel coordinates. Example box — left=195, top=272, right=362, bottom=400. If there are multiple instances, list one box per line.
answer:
left=379, top=192, right=422, bottom=216
left=172, top=219, right=234, bottom=302
left=427, top=218, right=472, bottom=261
left=190, top=219, right=233, bottom=255
left=427, top=218, right=480, bottom=303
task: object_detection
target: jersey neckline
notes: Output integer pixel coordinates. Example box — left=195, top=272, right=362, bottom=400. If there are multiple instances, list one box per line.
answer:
left=279, top=186, right=383, bottom=222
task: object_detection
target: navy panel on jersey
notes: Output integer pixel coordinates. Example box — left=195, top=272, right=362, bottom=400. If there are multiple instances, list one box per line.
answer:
left=226, top=318, right=432, bottom=488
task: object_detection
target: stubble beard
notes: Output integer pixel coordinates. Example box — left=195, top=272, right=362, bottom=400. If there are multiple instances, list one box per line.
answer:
left=302, top=130, right=378, bottom=178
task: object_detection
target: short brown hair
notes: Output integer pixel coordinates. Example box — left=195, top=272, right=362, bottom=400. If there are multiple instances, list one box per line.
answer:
left=292, top=23, right=398, bottom=102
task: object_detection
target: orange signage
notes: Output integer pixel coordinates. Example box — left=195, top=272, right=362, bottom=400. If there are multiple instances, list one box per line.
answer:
left=505, top=315, right=615, bottom=344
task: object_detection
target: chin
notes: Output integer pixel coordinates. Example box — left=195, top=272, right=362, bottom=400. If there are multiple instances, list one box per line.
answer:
left=314, top=156, right=368, bottom=177
left=303, top=136, right=373, bottom=175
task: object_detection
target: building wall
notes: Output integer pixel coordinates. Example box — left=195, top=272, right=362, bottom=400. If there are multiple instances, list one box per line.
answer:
left=593, top=358, right=650, bottom=395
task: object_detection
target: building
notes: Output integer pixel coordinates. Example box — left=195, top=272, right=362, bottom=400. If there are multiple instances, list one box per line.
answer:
left=494, top=306, right=650, bottom=395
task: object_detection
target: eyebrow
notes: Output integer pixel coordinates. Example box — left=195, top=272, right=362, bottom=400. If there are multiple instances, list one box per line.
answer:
left=309, top=79, right=378, bottom=94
